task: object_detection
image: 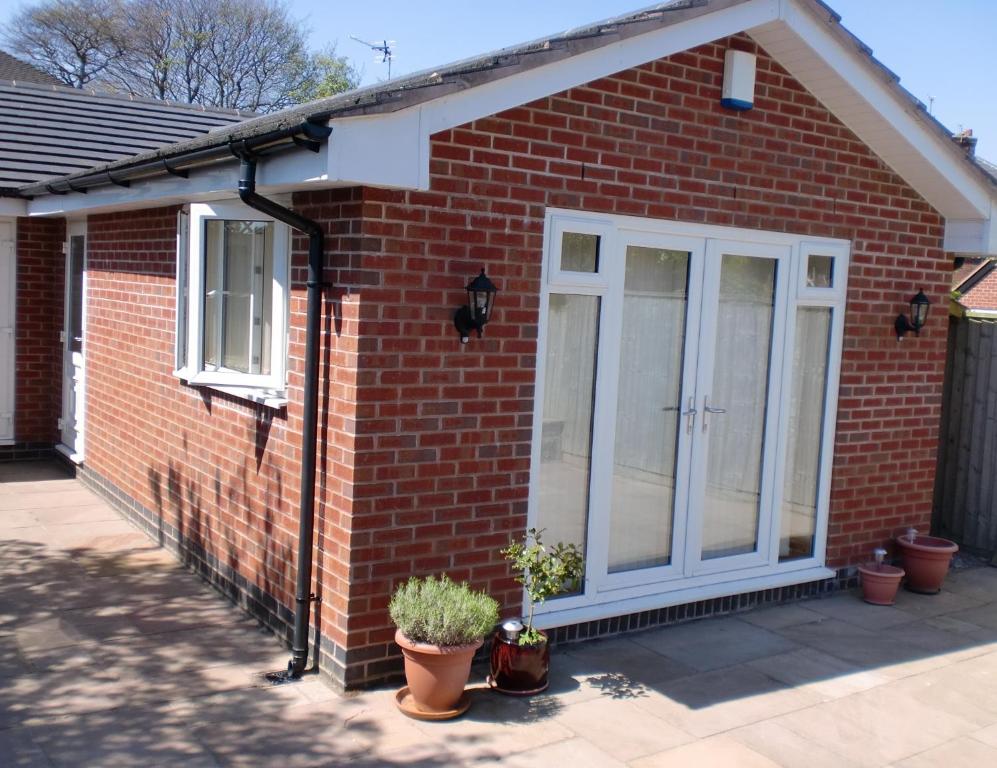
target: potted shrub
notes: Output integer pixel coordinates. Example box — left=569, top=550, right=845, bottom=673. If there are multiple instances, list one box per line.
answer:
left=390, top=574, right=498, bottom=720
left=857, top=547, right=905, bottom=605
left=896, top=528, right=959, bottom=594
left=489, top=528, right=584, bottom=695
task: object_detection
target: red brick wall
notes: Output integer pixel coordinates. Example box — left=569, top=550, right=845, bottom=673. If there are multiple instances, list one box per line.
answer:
left=15, top=216, right=64, bottom=444
left=958, top=267, right=997, bottom=310
left=325, top=35, right=948, bottom=683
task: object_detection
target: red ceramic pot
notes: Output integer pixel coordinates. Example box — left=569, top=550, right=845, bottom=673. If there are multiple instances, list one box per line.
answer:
left=896, top=534, right=958, bottom=594
left=857, top=562, right=905, bottom=605
left=489, top=629, right=549, bottom=695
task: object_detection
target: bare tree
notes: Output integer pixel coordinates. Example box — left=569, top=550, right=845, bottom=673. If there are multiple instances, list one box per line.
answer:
left=5, top=0, right=126, bottom=88
left=4, top=0, right=361, bottom=112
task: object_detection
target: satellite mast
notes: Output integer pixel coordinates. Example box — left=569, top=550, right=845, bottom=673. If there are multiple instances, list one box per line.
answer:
left=350, top=36, right=395, bottom=80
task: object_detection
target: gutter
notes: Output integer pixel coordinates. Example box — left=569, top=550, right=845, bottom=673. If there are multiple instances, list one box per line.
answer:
left=19, top=119, right=330, bottom=198
left=235, top=148, right=328, bottom=679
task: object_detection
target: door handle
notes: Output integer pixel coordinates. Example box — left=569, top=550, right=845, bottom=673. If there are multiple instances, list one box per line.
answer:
left=682, top=396, right=697, bottom=434
left=702, top=396, right=726, bottom=432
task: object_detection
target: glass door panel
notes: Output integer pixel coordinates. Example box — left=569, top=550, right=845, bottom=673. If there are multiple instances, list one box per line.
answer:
left=608, top=247, right=690, bottom=573
left=700, top=253, right=777, bottom=561
left=536, top=294, right=601, bottom=563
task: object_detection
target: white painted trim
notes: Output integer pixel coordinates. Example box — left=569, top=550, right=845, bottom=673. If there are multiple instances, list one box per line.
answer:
left=963, top=309, right=997, bottom=320
left=61, top=220, right=87, bottom=461
left=54, top=442, right=84, bottom=464
left=181, top=200, right=290, bottom=397
left=534, top=564, right=836, bottom=629
left=0, top=199, right=26, bottom=217
left=0, top=218, right=15, bottom=443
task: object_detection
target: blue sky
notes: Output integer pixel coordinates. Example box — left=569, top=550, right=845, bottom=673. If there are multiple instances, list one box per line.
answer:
left=3, top=0, right=996, bottom=157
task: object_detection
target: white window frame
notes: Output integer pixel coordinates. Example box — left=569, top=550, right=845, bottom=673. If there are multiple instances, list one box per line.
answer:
left=529, top=209, right=849, bottom=627
left=174, top=200, right=290, bottom=403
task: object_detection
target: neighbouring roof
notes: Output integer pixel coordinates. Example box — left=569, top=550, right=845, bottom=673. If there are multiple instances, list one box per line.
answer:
left=0, top=80, right=251, bottom=194
left=0, top=51, right=60, bottom=86
left=953, top=257, right=991, bottom=292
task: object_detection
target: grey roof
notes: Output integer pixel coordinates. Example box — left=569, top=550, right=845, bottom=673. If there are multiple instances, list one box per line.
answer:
left=0, top=80, right=251, bottom=193
left=11, top=0, right=997, bottom=198
left=0, top=51, right=60, bottom=86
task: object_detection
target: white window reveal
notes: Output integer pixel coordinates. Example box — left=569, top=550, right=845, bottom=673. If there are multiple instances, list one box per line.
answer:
left=530, top=210, right=848, bottom=626
left=175, top=200, right=290, bottom=406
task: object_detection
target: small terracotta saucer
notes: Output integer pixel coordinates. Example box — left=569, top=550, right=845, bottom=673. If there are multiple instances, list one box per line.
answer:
left=394, top=686, right=471, bottom=720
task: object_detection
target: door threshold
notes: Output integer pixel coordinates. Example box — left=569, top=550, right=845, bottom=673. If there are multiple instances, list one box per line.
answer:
left=55, top=443, right=84, bottom=464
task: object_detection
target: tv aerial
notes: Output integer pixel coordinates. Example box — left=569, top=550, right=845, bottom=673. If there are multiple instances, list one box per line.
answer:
left=350, top=36, right=396, bottom=80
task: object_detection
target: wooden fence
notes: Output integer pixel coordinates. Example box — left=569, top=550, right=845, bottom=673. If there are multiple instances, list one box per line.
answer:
left=934, top=313, right=997, bottom=559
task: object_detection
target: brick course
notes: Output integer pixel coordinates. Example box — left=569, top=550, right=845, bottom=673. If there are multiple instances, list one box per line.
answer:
left=57, top=34, right=949, bottom=688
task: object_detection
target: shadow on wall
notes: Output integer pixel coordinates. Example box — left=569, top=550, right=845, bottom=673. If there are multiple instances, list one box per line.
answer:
left=144, top=420, right=303, bottom=649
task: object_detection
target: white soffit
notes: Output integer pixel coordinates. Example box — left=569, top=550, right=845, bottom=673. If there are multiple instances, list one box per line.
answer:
left=751, top=0, right=992, bottom=220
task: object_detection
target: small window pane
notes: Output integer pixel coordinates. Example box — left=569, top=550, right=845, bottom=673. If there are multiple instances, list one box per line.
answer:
left=203, top=220, right=273, bottom=375
left=806, top=255, right=834, bottom=288
left=780, top=307, right=832, bottom=561
left=560, top=232, right=600, bottom=273
left=538, top=293, right=600, bottom=591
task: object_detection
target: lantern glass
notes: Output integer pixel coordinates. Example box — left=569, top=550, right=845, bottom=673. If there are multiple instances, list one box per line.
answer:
left=910, top=290, right=930, bottom=330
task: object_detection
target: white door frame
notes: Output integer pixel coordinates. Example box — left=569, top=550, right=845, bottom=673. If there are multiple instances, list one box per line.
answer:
left=0, top=218, right=14, bottom=445
left=57, top=220, right=87, bottom=463
left=529, top=210, right=848, bottom=627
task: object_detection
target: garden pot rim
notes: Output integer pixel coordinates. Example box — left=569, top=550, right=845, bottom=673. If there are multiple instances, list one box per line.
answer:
left=895, top=535, right=959, bottom=554
left=394, top=628, right=484, bottom=655
left=857, top=562, right=905, bottom=577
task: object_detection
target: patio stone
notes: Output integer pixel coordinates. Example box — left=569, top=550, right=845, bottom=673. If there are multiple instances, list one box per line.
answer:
left=632, top=665, right=823, bottom=737
left=552, top=695, right=694, bottom=760
left=746, top=646, right=892, bottom=700
left=631, top=616, right=798, bottom=671
left=894, top=735, right=997, bottom=767
left=805, top=593, right=916, bottom=629
left=729, top=719, right=864, bottom=768
left=630, top=735, right=781, bottom=767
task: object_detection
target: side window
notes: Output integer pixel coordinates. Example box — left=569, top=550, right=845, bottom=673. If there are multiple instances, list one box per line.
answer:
left=175, top=201, right=289, bottom=399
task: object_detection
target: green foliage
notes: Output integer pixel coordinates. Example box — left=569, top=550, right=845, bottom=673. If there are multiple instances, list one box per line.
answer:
left=501, top=528, right=584, bottom=646
left=389, top=574, right=499, bottom=647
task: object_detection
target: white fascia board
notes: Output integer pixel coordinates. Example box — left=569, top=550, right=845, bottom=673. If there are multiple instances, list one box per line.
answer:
left=0, top=198, right=26, bottom=217
left=25, top=144, right=329, bottom=217
left=326, top=109, right=424, bottom=190
left=772, top=0, right=992, bottom=220
left=943, top=215, right=997, bottom=256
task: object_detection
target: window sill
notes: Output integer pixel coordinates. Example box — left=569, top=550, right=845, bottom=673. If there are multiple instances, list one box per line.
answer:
left=174, top=370, right=288, bottom=409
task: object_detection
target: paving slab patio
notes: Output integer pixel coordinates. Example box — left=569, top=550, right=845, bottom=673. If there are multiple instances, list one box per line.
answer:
left=2, top=459, right=997, bottom=767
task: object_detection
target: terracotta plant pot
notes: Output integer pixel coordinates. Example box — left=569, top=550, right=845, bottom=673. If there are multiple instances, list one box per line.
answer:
left=394, top=629, right=482, bottom=717
left=857, top=562, right=905, bottom=605
left=896, top=534, right=959, bottom=594
left=489, top=629, right=550, bottom=695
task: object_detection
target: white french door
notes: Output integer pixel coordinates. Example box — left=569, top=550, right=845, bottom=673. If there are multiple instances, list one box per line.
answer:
left=531, top=211, right=847, bottom=622
left=59, top=221, right=86, bottom=461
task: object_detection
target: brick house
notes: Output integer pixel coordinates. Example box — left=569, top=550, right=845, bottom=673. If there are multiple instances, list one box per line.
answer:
left=2, top=0, right=996, bottom=689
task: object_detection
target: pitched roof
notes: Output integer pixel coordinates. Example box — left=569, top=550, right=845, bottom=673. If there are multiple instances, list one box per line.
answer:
left=0, top=51, right=59, bottom=86
left=0, top=80, right=251, bottom=193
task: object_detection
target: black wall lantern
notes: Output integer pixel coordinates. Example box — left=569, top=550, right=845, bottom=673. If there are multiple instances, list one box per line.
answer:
left=895, top=288, right=931, bottom=340
left=454, top=269, right=498, bottom=343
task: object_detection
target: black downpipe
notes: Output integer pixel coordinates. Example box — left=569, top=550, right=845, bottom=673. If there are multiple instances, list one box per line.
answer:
left=238, top=156, right=324, bottom=678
